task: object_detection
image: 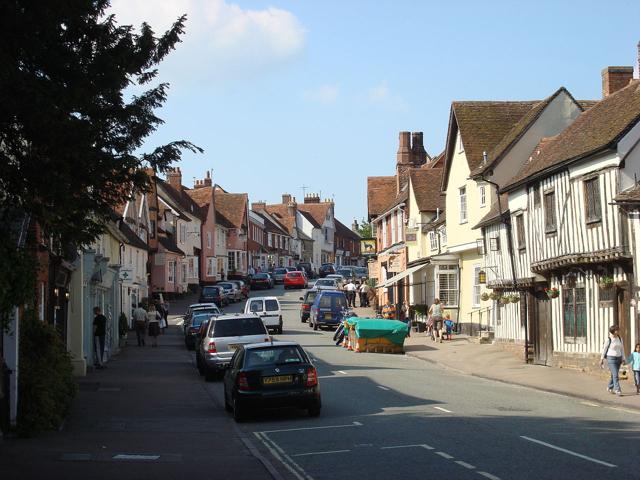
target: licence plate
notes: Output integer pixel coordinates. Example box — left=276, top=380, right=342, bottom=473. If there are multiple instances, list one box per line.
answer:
left=263, top=375, right=293, bottom=385
left=324, top=313, right=332, bottom=320
left=228, top=344, right=241, bottom=351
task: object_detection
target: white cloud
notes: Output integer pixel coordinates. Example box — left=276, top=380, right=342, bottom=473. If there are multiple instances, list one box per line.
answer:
left=108, top=0, right=307, bottom=86
left=367, top=81, right=389, bottom=102
left=364, top=80, right=408, bottom=111
left=303, top=84, right=339, bottom=105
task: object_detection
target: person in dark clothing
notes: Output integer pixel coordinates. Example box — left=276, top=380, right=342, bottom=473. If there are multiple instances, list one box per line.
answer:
left=93, top=306, right=107, bottom=369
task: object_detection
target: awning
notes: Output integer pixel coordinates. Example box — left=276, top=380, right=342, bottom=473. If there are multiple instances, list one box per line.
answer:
left=376, top=263, right=428, bottom=288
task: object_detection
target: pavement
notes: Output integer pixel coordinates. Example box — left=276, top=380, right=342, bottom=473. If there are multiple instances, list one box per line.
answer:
left=350, top=305, right=640, bottom=412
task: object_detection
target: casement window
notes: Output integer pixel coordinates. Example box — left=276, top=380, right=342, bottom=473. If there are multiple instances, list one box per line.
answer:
left=563, top=286, right=587, bottom=343
left=533, top=184, right=541, bottom=209
left=440, top=227, right=447, bottom=246
left=429, top=231, right=438, bottom=251
left=206, top=257, right=216, bottom=276
left=459, top=187, right=467, bottom=224
left=207, top=232, right=212, bottom=248
left=228, top=252, right=236, bottom=271
left=584, top=177, right=602, bottom=224
left=472, top=265, right=481, bottom=307
left=180, top=224, right=186, bottom=243
left=479, top=184, right=486, bottom=208
left=181, top=263, right=187, bottom=283
left=516, top=214, right=526, bottom=251
left=168, top=261, right=175, bottom=283
left=543, top=190, right=557, bottom=233
left=268, top=233, right=273, bottom=247
left=437, top=265, right=459, bottom=307
left=149, top=220, right=156, bottom=239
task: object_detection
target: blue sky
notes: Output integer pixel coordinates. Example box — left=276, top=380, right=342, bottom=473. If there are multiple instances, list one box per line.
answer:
left=110, top=0, right=640, bottom=225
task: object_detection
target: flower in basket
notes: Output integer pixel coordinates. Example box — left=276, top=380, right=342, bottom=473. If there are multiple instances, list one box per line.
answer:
left=599, top=275, right=615, bottom=289
left=509, top=294, right=520, bottom=303
left=489, top=291, right=500, bottom=300
left=499, top=296, right=510, bottom=305
left=480, top=292, right=490, bottom=302
left=545, top=287, right=559, bottom=298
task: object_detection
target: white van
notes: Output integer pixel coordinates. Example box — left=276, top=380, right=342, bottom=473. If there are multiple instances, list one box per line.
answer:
left=244, top=296, right=283, bottom=334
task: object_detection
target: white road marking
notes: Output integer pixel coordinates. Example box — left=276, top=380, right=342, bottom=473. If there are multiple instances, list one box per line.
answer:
left=435, top=451, right=454, bottom=459
left=456, top=461, right=476, bottom=469
left=381, top=444, right=432, bottom=450
left=433, top=406, right=453, bottom=413
left=292, top=450, right=351, bottom=457
left=254, top=432, right=311, bottom=480
left=317, top=375, right=337, bottom=379
left=259, top=421, right=363, bottom=434
left=421, top=444, right=435, bottom=450
left=580, top=402, right=600, bottom=407
left=337, top=370, right=348, bottom=375
left=520, top=436, right=617, bottom=468
left=478, top=472, right=501, bottom=480
left=377, top=386, right=390, bottom=391
left=112, top=454, right=160, bottom=461
left=608, top=406, right=640, bottom=416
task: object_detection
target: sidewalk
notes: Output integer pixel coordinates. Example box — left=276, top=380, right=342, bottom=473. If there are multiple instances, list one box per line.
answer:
left=350, top=306, right=640, bottom=412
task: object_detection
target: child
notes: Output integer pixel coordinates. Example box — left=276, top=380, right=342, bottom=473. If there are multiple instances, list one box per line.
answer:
left=627, top=343, right=640, bottom=394
left=443, top=314, right=454, bottom=341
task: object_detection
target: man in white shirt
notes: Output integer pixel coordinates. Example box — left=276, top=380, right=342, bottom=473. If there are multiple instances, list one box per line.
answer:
left=345, top=281, right=357, bottom=308
left=132, top=303, right=147, bottom=347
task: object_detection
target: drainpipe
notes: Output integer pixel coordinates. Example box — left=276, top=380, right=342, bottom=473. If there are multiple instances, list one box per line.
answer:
left=479, top=152, right=529, bottom=363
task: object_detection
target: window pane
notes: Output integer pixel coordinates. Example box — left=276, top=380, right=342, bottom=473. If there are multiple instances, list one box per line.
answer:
left=563, top=288, right=574, bottom=337
left=575, top=287, right=587, bottom=338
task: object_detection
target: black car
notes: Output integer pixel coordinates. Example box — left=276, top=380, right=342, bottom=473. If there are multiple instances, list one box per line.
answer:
left=318, top=264, right=335, bottom=278
left=184, top=312, right=213, bottom=350
left=223, top=341, right=321, bottom=422
left=199, top=285, right=228, bottom=307
left=299, top=290, right=320, bottom=323
left=296, top=262, right=315, bottom=278
left=250, top=273, right=274, bottom=290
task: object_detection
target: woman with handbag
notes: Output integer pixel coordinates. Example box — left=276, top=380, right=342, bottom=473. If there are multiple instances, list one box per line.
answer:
left=600, top=325, right=626, bottom=396
left=428, top=298, right=444, bottom=343
left=147, top=304, right=161, bottom=348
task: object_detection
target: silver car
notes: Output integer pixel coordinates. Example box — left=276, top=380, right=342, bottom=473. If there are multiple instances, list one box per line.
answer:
left=314, top=278, right=340, bottom=290
left=217, top=282, right=243, bottom=302
left=197, top=314, right=270, bottom=381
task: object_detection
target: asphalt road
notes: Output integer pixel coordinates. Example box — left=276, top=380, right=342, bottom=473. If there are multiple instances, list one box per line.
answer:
left=202, top=283, right=640, bottom=480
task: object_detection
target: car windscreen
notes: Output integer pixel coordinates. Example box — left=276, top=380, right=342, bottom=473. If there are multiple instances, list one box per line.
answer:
left=248, top=300, right=263, bottom=312
left=201, top=287, right=219, bottom=296
left=213, top=317, right=267, bottom=337
left=319, top=294, right=347, bottom=309
left=274, top=269, right=286, bottom=274
left=305, top=291, right=318, bottom=303
left=316, top=279, right=334, bottom=286
left=218, top=283, right=233, bottom=289
left=337, top=269, right=352, bottom=277
left=191, top=314, right=211, bottom=326
left=244, top=346, right=305, bottom=368
left=265, top=300, right=279, bottom=311
left=192, top=308, right=219, bottom=318
left=254, top=274, right=268, bottom=279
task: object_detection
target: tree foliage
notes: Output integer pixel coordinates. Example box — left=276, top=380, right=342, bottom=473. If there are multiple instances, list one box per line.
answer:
left=0, top=0, right=201, bottom=247
left=355, top=218, right=373, bottom=238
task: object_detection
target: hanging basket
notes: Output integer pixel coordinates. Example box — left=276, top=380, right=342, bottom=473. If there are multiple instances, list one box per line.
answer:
left=480, top=292, right=490, bottom=302
left=499, top=296, right=510, bottom=305
left=545, top=287, right=559, bottom=299
left=599, top=276, right=615, bottom=289
left=509, top=294, right=520, bottom=303
left=489, top=291, right=500, bottom=301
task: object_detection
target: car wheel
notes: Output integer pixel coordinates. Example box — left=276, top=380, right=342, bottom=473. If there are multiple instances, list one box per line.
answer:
left=308, top=404, right=321, bottom=417
left=233, top=397, right=245, bottom=422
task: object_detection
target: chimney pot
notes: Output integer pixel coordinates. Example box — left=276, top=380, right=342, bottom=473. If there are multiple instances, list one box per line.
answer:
left=411, top=132, right=427, bottom=165
left=282, top=193, right=292, bottom=204
left=166, top=167, right=182, bottom=190
left=602, top=66, right=634, bottom=98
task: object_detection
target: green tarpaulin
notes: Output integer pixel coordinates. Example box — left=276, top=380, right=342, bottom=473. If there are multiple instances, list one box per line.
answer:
left=344, top=317, right=408, bottom=346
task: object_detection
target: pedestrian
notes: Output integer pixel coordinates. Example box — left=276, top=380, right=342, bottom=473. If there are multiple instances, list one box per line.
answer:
left=444, top=315, right=455, bottom=341
left=132, top=302, right=147, bottom=346
left=600, top=325, right=626, bottom=396
left=428, top=298, right=444, bottom=343
left=400, top=301, right=410, bottom=337
left=345, top=280, right=357, bottom=307
left=627, top=343, right=640, bottom=395
left=147, top=303, right=161, bottom=347
left=382, top=300, right=396, bottom=319
left=156, top=302, right=168, bottom=334
left=368, top=288, right=379, bottom=313
left=93, top=306, right=107, bottom=369
left=360, top=282, right=370, bottom=307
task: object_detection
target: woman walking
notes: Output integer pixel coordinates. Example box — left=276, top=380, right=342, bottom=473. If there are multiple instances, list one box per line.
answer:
left=600, top=325, right=626, bottom=396
left=428, top=298, right=444, bottom=343
left=147, top=303, right=161, bottom=347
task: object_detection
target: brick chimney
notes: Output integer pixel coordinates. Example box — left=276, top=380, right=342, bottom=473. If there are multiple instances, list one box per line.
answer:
left=282, top=193, right=292, bottom=204
left=304, top=193, right=320, bottom=204
left=352, top=219, right=359, bottom=232
left=251, top=201, right=266, bottom=211
left=602, top=66, right=634, bottom=98
left=396, top=131, right=414, bottom=195
left=166, top=167, right=182, bottom=191
left=287, top=197, right=297, bottom=217
left=411, top=132, right=427, bottom=165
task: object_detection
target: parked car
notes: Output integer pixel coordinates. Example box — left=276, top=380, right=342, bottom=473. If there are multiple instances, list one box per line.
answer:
left=217, top=282, right=243, bottom=302
left=318, top=263, right=335, bottom=278
left=185, top=311, right=218, bottom=350
left=250, top=273, right=274, bottom=290
left=353, top=266, right=368, bottom=280
left=299, top=290, right=320, bottom=323
left=244, top=297, right=283, bottom=334
left=296, top=262, right=314, bottom=278
left=284, top=271, right=308, bottom=289
left=336, top=267, right=355, bottom=281
left=199, top=285, right=229, bottom=307
left=309, top=290, right=348, bottom=330
left=197, top=314, right=271, bottom=381
left=326, top=274, right=345, bottom=288
left=223, top=341, right=321, bottom=422
left=229, top=280, right=250, bottom=299
left=183, top=303, right=222, bottom=333
left=313, top=278, right=340, bottom=290
left=271, top=268, right=288, bottom=283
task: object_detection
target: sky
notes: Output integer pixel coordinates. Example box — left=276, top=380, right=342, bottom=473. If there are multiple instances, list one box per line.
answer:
left=108, top=0, right=640, bottom=225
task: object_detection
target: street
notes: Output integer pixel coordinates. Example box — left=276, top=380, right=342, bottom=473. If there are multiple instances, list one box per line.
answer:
left=2, top=284, right=640, bottom=480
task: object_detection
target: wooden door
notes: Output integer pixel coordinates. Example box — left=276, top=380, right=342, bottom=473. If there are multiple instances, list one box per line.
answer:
left=533, top=290, right=553, bottom=365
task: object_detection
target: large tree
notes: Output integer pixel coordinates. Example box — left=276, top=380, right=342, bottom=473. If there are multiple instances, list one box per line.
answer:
left=0, top=0, right=201, bottom=246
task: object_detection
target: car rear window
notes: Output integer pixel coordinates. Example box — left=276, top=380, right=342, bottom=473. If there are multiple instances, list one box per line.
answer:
left=213, top=317, right=267, bottom=337
left=254, top=274, right=268, bottom=279
left=244, top=346, right=305, bottom=367
left=265, top=300, right=279, bottom=311
left=316, top=279, right=334, bottom=286
left=248, top=300, right=263, bottom=312
left=337, top=269, right=352, bottom=277
left=202, top=286, right=219, bottom=296
left=193, top=308, right=219, bottom=317
left=288, top=272, right=302, bottom=277
left=191, top=314, right=210, bottom=326
left=274, top=268, right=286, bottom=274
left=318, top=294, right=347, bottom=309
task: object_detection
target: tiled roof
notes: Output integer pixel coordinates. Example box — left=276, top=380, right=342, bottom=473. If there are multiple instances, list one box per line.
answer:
left=297, top=202, right=332, bottom=228
left=299, top=210, right=321, bottom=228
left=427, top=151, right=445, bottom=169
left=255, top=210, right=289, bottom=235
left=265, top=204, right=297, bottom=235
left=410, top=168, right=444, bottom=212
left=156, top=178, right=202, bottom=221
left=158, top=235, right=184, bottom=255
left=505, top=80, right=640, bottom=191
left=119, top=220, right=149, bottom=250
left=214, top=192, right=247, bottom=229
left=186, top=186, right=213, bottom=207
left=334, top=219, right=360, bottom=240
left=472, top=194, right=510, bottom=229
left=443, top=100, right=540, bottom=189
left=367, top=176, right=396, bottom=218
left=614, top=184, right=640, bottom=203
